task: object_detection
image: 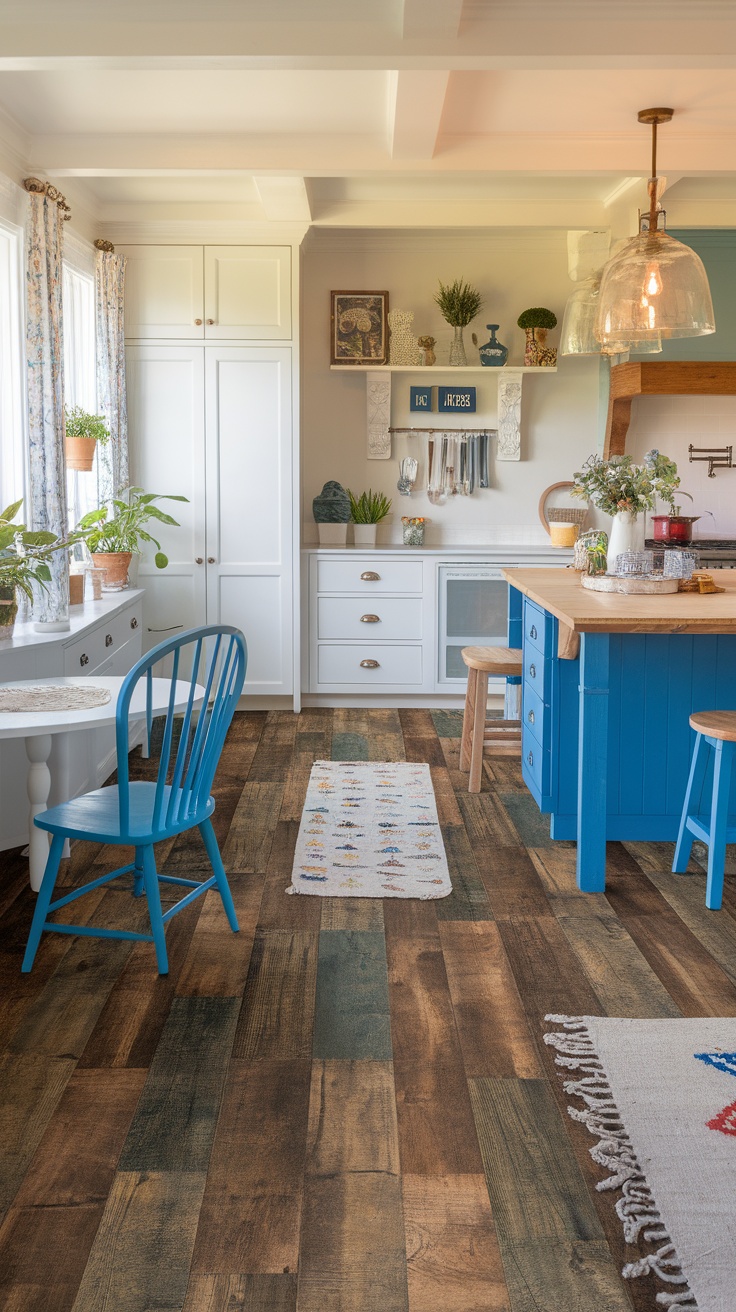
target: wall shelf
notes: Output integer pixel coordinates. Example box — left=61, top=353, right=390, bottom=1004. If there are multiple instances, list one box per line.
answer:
left=604, top=361, right=736, bottom=457
left=331, top=363, right=558, bottom=461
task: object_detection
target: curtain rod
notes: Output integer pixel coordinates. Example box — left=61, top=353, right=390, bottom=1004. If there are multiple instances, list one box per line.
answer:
left=23, top=177, right=72, bottom=220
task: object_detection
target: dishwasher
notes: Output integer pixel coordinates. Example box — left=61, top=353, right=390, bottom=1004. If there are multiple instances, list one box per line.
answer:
left=437, top=563, right=520, bottom=709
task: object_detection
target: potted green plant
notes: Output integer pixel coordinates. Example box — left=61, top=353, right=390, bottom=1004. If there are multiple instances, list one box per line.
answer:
left=517, top=308, right=558, bottom=366
left=0, top=500, right=60, bottom=640
left=78, top=487, right=188, bottom=590
left=571, top=449, right=680, bottom=571
left=64, top=405, right=111, bottom=472
left=434, top=278, right=483, bottom=366
left=347, top=488, right=392, bottom=547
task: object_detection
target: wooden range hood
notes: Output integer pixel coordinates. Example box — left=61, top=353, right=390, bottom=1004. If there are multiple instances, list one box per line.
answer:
left=604, top=361, right=736, bottom=457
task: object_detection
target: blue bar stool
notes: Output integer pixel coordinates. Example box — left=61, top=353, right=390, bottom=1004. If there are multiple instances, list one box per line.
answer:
left=673, top=711, right=736, bottom=910
left=22, top=625, right=247, bottom=975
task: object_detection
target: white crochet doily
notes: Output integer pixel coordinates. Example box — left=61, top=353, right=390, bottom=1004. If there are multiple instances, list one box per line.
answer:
left=0, top=684, right=112, bottom=713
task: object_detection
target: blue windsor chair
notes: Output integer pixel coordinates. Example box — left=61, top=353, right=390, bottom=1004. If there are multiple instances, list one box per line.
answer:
left=22, top=625, right=247, bottom=975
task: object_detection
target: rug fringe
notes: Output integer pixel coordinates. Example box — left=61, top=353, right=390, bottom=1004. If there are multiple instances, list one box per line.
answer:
left=544, top=1015, right=698, bottom=1310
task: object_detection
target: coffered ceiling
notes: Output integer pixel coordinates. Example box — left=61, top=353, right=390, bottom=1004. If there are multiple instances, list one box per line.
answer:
left=0, top=0, right=735, bottom=234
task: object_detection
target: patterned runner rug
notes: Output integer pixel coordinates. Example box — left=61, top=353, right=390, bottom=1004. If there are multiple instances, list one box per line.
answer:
left=545, top=1015, right=736, bottom=1311
left=289, top=760, right=452, bottom=899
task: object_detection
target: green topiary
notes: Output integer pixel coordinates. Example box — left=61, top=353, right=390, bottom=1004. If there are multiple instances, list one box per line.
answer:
left=517, top=307, right=558, bottom=333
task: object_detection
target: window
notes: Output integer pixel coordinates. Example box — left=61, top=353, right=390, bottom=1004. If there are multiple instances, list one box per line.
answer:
left=62, top=262, right=97, bottom=531
left=0, top=220, right=26, bottom=513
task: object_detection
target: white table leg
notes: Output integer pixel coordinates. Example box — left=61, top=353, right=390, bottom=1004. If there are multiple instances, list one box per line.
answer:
left=25, top=734, right=52, bottom=892
left=50, top=732, right=72, bottom=858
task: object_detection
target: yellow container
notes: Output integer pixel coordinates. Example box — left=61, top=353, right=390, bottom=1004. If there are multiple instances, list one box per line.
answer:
left=549, top=521, right=579, bottom=547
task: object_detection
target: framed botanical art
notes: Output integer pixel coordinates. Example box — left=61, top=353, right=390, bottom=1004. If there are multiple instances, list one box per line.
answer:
left=330, top=291, right=389, bottom=365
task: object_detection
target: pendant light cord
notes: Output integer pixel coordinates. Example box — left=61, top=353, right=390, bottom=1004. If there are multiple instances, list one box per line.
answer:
left=649, top=118, right=659, bottom=232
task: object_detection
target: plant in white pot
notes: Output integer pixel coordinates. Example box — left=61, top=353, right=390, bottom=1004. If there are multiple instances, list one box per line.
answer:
left=348, top=489, right=392, bottom=547
left=64, top=405, right=110, bottom=472
left=0, top=500, right=63, bottom=640
left=571, top=450, right=680, bottom=573
left=78, top=487, right=188, bottom=590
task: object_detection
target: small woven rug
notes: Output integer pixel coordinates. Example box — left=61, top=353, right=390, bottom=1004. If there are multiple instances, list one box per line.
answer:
left=289, top=760, right=452, bottom=899
left=0, top=684, right=111, bottom=712
left=545, top=1015, right=736, bottom=1311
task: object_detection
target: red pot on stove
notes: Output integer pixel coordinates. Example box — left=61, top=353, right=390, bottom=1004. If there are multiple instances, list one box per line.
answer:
left=650, top=514, right=701, bottom=546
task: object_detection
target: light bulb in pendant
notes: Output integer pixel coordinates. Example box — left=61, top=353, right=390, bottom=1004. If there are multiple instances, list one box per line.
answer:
left=645, top=264, right=663, bottom=297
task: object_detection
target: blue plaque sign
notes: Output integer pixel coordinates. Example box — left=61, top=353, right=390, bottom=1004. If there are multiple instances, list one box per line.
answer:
left=410, top=386, right=433, bottom=412
left=437, top=386, right=476, bottom=413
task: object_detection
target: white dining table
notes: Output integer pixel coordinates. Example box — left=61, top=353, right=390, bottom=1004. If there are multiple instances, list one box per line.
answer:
left=0, top=676, right=202, bottom=891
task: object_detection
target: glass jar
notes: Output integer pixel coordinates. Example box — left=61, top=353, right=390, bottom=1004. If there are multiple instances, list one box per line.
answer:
left=402, top=516, right=425, bottom=547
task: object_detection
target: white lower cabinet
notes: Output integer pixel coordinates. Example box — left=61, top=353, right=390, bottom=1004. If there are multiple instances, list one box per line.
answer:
left=128, top=344, right=294, bottom=696
left=305, top=548, right=566, bottom=699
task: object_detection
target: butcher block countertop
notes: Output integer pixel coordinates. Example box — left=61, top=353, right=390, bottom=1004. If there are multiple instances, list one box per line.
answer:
left=503, top=567, right=736, bottom=635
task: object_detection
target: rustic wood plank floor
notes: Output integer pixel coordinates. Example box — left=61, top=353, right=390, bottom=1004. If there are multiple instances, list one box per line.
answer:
left=0, top=706, right=734, bottom=1311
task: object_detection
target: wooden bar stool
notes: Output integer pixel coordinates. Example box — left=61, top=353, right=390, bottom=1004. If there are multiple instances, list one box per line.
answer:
left=673, top=711, right=736, bottom=910
left=460, top=646, right=523, bottom=792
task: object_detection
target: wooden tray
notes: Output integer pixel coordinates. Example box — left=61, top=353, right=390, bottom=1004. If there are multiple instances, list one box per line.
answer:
left=581, top=574, right=679, bottom=595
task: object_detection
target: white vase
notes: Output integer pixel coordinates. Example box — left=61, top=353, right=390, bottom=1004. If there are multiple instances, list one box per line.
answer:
left=607, top=509, right=645, bottom=573
left=352, top=524, right=378, bottom=547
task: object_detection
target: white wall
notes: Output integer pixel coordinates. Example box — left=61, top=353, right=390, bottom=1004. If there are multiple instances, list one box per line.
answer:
left=627, top=395, right=736, bottom=538
left=301, top=228, right=605, bottom=545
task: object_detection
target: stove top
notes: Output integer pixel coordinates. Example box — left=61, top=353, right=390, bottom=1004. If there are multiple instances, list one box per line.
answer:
left=645, top=539, right=736, bottom=559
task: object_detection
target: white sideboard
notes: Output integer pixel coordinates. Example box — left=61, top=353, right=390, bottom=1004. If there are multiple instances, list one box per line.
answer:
left=0, top=590, right=143, bottom=851
left=303, top=545, right=569, bottom=704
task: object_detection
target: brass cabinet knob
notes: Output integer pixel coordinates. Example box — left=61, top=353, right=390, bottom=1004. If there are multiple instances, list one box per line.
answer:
left=360, top=659, right=380, bottom=668
left=360, top=614, right=380, bottom=623
left=130, top=617, right=139, bottom=629
left=105, top=633, right=113, bottom=647
left=206, top=319, right=215, bottom=325
left=195, top=557, right=203, bottom=564
left=360, top=571, right=380, bottom=581
left=208, top=557, right=216, bottom=564
left=194, top=318, right=203, bottom=325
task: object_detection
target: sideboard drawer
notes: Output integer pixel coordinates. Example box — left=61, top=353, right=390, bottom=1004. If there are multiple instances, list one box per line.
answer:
left=524, top=599, right=552, bottom=657
left=521, top=723, right=550, bottom=799
left=64, top=630, right=107, bottom=674
left=317, top=559, right=423, bottom=595
left=522, top=680, right=547, bottom=750
left=523, top=643, right=550, bottom=702
left=317, top=644, right=422, bottom=686
left=318, top=596, right=423, bottom=641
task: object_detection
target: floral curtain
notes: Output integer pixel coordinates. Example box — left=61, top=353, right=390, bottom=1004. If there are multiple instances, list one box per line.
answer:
left=24, top=179, right=69, bottom=626
left=95, top=244, right=128, bottom=505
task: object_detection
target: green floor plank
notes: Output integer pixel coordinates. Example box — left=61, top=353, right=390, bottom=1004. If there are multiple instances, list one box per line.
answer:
left=312, top=930, right=392, bottom=1060
left=498, top=791, right=556, bottom=849
left=119, top=996, right=239, bottom=1172
left=430, top=710, right=463, bottom=739
left=331, top=732, right=369, bottom=761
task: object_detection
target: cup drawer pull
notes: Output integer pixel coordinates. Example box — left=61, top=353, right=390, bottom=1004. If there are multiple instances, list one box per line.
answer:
left=529, top=624, right=537, bottom=640
left=528, top=709, right=535, bottom=725
left=527, top=749, right=534, bottom=767
left=130, top=617, right=139, bottom=629
left=360, top=571, right=380, bottom=581
left=360, top=659, right=380, bottom=669
left=360, top=614, right=380, bottom=623
left=105, top=633, right=113, bottom=647
left=79, top=653, right=89, bottom=667
left=529, top=662, right=536, bottom=678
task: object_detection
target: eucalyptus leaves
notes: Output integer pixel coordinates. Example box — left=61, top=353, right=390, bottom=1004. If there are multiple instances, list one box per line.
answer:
left=572, top=450, right=680, bottom=518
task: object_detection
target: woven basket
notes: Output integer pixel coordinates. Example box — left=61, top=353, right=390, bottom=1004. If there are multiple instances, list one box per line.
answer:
left=547, top=506, right=588, bottom=525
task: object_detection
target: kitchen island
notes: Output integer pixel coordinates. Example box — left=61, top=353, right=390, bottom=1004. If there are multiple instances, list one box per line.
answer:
left=503, top=568, right=736, bottom=891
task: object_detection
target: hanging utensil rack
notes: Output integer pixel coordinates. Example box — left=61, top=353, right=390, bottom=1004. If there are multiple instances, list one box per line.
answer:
left=388, top=426, right=495, bottom=435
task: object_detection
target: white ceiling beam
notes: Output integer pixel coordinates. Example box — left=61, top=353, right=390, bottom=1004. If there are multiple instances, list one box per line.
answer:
left=402, top=0, right=464, bottom=41
left=254, top=176, right=312, bottom=222
left=31, top=131, right=736, bottom=176
left=388, top=71, right=449, bottom=160
left=602, top=176, right=642, bottom=208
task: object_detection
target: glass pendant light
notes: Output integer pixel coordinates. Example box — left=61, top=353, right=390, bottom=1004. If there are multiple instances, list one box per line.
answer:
left=595, top=108, right=715, bottom=344
left=561, top=275, right=662, bottom=356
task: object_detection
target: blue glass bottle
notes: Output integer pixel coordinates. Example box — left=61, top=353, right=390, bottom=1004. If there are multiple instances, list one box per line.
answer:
left=479, top=324, right=508, bottom=367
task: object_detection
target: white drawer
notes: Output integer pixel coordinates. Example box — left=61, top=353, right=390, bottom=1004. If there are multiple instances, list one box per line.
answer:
left=64, top=630, right=106, bottom=674
left=317, top=559, right=423, bottom=595
left=318, top=596, right=422, bottom=641
left=317, top=644, right=422, bottom=686
left=63, top=601, right=143, bottom=675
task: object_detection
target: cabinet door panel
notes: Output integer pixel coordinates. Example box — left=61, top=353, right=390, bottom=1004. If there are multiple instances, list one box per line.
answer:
left=120, top=246, right=204, bottom=339
left=204, top=246, right=291, bottom=340
left=205, top=347, right=293, bottom=695
left=126, top=345, right=206, bottom=650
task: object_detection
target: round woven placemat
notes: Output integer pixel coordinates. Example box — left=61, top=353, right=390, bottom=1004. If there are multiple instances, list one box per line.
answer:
left=0, top=684, right=112, bottom=713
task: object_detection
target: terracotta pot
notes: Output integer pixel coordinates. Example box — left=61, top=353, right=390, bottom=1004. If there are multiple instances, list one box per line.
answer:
left=0, top=592, right=18, bottom=641
left=65, top=435, right=98, bottom=472
left=91, top=551, right=132, bottom=591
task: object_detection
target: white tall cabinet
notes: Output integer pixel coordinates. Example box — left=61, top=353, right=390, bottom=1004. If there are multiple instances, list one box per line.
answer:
left=120, top=243, right=299, bottom=702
